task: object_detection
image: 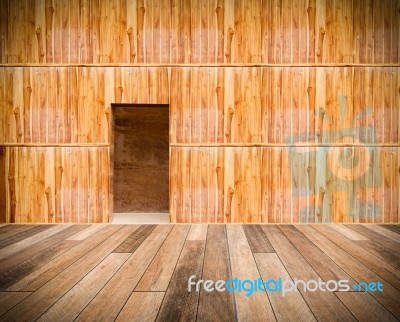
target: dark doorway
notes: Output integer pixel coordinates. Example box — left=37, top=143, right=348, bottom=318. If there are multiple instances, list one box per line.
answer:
left=112, top=104, right=169, bottom=215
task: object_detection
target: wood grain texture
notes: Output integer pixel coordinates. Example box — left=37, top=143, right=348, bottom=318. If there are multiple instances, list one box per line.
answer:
left=0, top=1, right=399, bottom=225
left=226, top=225, right=276, bottom=322
left=116, top=292, right=165, bottom=322
left=135, top=225, right=190, bottom=291
left=75, top=225, right=172, bottom=321
left=254, top=253, right=316, bottom=322
left=296, top=224, right=400, bottom=318
left=197, top=225, right=237, bottom=322
left=261, top=225, right=356, bottom=321
left=6, top=224, right=125, bottom=291
left=156, top=240, right=206, bottom=322
left=1, top=0, right=398, bottom=64
left=336, top=292, right=398, bottom=322
left=242, top=224, right=274, bottom=253
left=113, top=224, right=156, bottom=253
left=0, top=224, right=399, bottom=320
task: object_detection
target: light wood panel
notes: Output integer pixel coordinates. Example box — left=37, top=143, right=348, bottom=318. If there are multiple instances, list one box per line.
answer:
left=0, top=1, right=399, bottom=224
left=0, top=147, right=110, bottom=223
left=1, top=0, right=399, bottom=64
left=170, top=146, right=400, bottom=223
left=0, top=66, right=398, bottom=145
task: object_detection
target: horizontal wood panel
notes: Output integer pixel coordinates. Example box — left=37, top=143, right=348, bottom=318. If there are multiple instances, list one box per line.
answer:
left=1, top=0, right=398, bottom=64
left=0, top=147, right=110, bottom=223
left=170, top=146, right=400, bottom=223
left=0, top=66, right=398, bottom=145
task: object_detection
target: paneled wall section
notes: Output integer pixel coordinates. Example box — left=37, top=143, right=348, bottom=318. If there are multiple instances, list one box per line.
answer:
left=0, top=0, right=399, bottom=223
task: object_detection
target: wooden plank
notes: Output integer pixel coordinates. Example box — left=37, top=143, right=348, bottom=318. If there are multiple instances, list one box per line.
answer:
left=353, top=239, right=400, bottom=270
left=242, top=224, right=274, bottom=253
left=0, top=291, right=32, bottom=316
left=7, top=225, right=126, bottom=291
left=135, top=225, right=190, bottom=291
left=156, top=240, right=206, bottom=322
left=345, top=224, right=400, bottom=256
left=278, top=225, right=357, bottom=284
left=37, top=253, right=131, bottom=322
left=0, top=225, right=86, bottom=273
left=0, top=147, right=6, bottom=223
left=336, top=292, right=398, bottom=322
left=0, top=225, right=42, bottom=244
left=113, top=225, right=157, bottom=253
left=0, top=239, right=80, bottom=290
left=1, top=225, right=136, bottom=321
left=66, top=224, right=107, bottom=240
left=261, top=225, right=356, bottom=321
left=0, top=224, right=52, bottom=249
left=296, top=224, right=400, bottom=318
left=197, top=225, right=237, bottom=322
left=254, top=253, right=316, bottom=322
left=0, top=224, right=67, bottom=260
left=328, top=224, right=369, bottom=241
left=363, top=224, right=400, bottom=243
left=379, top=225, right=400, bottom=235
left=226, top=225, right=276, bottom=322
left=186, top=224, right=208, bottom=240
left=116, top=292, right=165, bottom=322
left=75, top=225, right=172, bottom=321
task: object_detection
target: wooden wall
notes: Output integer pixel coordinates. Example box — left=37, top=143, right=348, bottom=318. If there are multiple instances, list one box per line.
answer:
left=0, top=0, right=399, bottom=223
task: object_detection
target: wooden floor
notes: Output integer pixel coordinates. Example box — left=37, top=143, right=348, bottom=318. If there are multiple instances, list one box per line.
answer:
left=0, top=224, right=399, bottom=321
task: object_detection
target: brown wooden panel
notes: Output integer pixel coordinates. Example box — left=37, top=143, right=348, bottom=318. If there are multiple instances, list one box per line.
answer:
left=1, top=147, right=110, bottom=223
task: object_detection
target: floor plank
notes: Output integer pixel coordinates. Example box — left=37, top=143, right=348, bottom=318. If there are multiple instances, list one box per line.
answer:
left=243, top=225, right=274, bottom=253
left=156, top=240, right=206, bottom=322
left=328, top=224, right=369, bottom=241
left=345, top=224, right=400, bottom=256
left=135, top=225, right=190, bottom=291
left=0, top=224, right=399, bottom=321
left=336, top=292, right=398, bottom=322
left=75, top=225, right=172, bottom=322
left=0, top=225, right=53, bottom=251
left=0, top=225, right=86, bottom=274
left=379, top=225, right=400, bottom=235
left=0, top=291, right=32, bottom=316
left=261, top=225, right=356, bottom=321
left=113, top=224, right=157, bottom=253
left=226, top=225, right=276, bottom=322
left=353, top=239, right=400, bottom=270
left=297, top=225, right=400, bottom=318
left=0, top=225, right=134, bottom=321
left=186, top=224, right=208, bottom=241
left=362, top=224, right=400, bottom=243
left=0, top=225, right=40, bottom=244
left=37, top=253, right=131, bottom=322
left=197, top=225, right=237, bottom=322
left=66, top=224, right=107, bottom=240
left=116, top=292, right=165, bottom=322
left=279, top=225, right=357, bottom=284
left=0, top=239, right=81, bottom=290
left=6, top=225, right=127, bottom=291
left=254, top=253, right=316, bottom=322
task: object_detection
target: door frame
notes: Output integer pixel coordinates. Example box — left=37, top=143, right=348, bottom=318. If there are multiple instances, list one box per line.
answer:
left=110, top=103, right=170, bottom=223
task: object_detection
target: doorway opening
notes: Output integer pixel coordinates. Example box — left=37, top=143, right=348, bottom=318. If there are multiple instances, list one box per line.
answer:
left=111, top=104, right=169, bottom=224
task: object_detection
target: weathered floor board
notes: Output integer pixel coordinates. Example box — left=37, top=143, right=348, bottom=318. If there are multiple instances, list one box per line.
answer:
left=0, top=224, right=399, bottom=321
